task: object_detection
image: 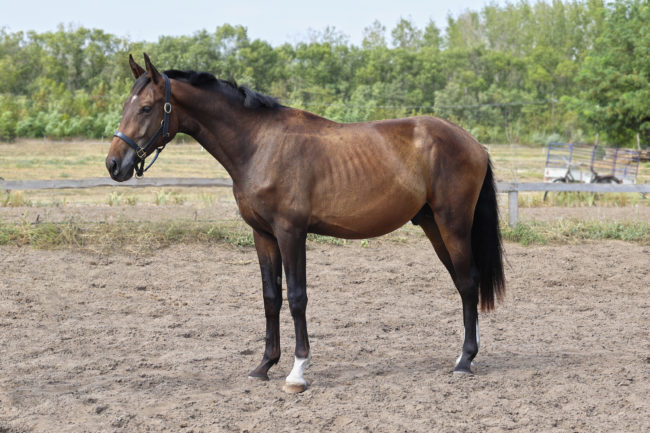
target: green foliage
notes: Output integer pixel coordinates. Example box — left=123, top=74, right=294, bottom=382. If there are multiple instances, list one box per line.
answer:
left=205, top=223, right=254, bottom=247
left=307, top=234, right=345, bottom=246
left=578, top=0, right=650, bottom=144
left=502, top=219, right=650, bottom=245
left=0, top=2, right=646, bottom=146
left=2, top=218, right=646, bottom=250
left=0, top=218, right=257, bottom=251
left=0, top=220, right=82, bottom=248
left=502, top=222, right=548, bottom=245
left=1, top=191, right=32, bottom=207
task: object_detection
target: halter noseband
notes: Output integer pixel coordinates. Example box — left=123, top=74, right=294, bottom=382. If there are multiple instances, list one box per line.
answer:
left=114, top=73, right=172, bottom=177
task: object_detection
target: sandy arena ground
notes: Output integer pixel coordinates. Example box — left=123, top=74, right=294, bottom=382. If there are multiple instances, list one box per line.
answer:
left=1, top=206, right=649, bottom=432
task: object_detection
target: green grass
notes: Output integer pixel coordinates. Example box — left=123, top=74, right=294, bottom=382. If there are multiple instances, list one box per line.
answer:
left=518, top=191, right=649, bottom=208
left=306, top=234, right=346, bottom=246
left=2, top=217, right=648, bottom=252
left=501, top=222, right=548, bottom=246
left=105, top=192, right=138, bottom=206
left=1, top=191, right=32, bottom=207
left=0, top=219, right=253, bottom=252
left=502, top=219, right=650, bottom=245
left=0, top=220, right=374, bottom=251
left=0, top=220, right=82, bottom=248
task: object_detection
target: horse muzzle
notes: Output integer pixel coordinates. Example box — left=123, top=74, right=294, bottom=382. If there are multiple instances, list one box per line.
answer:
left=106, top=155, right=135, bottom=182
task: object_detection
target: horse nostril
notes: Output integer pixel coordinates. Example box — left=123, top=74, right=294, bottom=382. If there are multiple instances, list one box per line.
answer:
left=106, top=157, right=119, bottom=176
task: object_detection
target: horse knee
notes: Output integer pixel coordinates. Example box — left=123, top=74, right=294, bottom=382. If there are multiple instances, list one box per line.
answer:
left=287, top=291, right=308, bottom=316
left=263, top=293, right=282, bottom=316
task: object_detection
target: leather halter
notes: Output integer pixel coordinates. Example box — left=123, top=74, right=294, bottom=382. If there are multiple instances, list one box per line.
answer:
left=114, top=73, right=172, bottom=177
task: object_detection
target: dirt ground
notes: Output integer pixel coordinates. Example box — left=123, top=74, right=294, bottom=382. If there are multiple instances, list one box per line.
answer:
left=1, top=206, right=649, bottom=432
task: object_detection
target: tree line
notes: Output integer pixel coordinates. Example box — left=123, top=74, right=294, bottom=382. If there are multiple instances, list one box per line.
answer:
left=0, top=0, right=647, bottom=146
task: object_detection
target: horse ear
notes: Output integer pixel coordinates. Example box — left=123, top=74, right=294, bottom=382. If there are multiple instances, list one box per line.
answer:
left=128, top=54, right=145, bottom=79
left=143, top=53, right=161, bottom=85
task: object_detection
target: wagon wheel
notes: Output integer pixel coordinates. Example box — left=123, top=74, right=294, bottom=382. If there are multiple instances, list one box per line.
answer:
left=543, top=177, right=568, bottom=201
left=583, top=174, right=620, bottom=202
left=593, top=175, right=621, bottom=184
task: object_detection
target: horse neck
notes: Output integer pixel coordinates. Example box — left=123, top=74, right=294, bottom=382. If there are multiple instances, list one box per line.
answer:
left=174, top=83, right=261, bottom=183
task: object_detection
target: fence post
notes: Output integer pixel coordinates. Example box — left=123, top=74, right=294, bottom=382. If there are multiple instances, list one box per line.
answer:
left=508, top=190, right=518, bottom=227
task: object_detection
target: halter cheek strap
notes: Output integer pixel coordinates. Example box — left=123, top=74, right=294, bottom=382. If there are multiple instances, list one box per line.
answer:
left=114, top=73, right=173, bottom=177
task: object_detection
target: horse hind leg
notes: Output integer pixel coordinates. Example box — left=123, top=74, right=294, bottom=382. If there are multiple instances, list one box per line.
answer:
left=414, top=205, right=454, bottom=279
left=418, top=207, right=480, bottom=374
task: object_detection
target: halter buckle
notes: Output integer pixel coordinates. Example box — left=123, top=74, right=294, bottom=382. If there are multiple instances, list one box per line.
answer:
left=136, top=148, right=146, bottom=159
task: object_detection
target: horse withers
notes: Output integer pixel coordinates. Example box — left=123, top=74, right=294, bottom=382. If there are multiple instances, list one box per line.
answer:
left=106, top=54, right=505, bottom=393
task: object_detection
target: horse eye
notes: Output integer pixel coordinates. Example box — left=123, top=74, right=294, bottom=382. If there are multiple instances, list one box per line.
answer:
left=140, top=106, right=152, bottom=114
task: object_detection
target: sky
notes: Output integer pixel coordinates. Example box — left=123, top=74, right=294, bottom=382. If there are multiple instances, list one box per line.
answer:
left=2, top=0, right=506, bottom=46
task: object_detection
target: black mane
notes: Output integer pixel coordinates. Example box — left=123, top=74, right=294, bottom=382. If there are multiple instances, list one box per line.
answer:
left=164, top=69, right=282, bottom=110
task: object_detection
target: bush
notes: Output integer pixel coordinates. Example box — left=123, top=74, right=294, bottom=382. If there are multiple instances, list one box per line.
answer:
left=0, top=111, right=16, bottom=140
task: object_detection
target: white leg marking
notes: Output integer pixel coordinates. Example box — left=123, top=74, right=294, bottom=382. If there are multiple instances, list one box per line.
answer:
left=285, top=352, right=311, bottom=386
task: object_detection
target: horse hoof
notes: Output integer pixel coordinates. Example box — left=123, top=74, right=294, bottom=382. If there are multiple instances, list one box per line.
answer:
left=248, top=372, right=269, bottom=381
left=282, top=382, right=307, bottom=394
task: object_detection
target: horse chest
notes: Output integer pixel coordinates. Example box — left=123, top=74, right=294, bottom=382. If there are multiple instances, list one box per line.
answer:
left=232, top=189, right=277, bottom=233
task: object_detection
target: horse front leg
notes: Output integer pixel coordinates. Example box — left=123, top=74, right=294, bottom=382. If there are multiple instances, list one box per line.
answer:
left=249, top=230, right=283, bottom=380
left=276, top=228, right=311, bottom=393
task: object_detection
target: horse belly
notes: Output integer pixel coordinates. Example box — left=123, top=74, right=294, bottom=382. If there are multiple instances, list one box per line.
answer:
left=309, top=185, right=424, bottom=239
left=307, top=124, right=430, bottom=238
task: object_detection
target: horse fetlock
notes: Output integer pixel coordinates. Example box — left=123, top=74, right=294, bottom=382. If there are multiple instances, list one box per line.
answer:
left=249, top=353, right=281, bottom=379
left=455, top=353, right=477, bottom=369
left=248, top=370, right=270, bottom=381
left=453, top=354, right=476, bottom=375
left=452, top=367, right=474, bottom=376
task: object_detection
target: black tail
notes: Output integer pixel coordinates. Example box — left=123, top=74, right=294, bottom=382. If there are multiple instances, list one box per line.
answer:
left=471, top=159, right=505, bottom=311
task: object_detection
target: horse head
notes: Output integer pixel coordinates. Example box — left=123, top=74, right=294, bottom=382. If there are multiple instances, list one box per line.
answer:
left=106, top=54, right=177, bottom=181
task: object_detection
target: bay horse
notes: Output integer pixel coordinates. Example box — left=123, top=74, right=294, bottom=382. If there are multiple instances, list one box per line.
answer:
left=106, top=54, right=505, bottom=393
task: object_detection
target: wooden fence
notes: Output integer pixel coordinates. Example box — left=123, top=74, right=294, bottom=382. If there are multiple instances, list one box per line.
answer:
left=498, top=182, right=649, bottom=226
left=2, top=178, right=649, bottom=227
